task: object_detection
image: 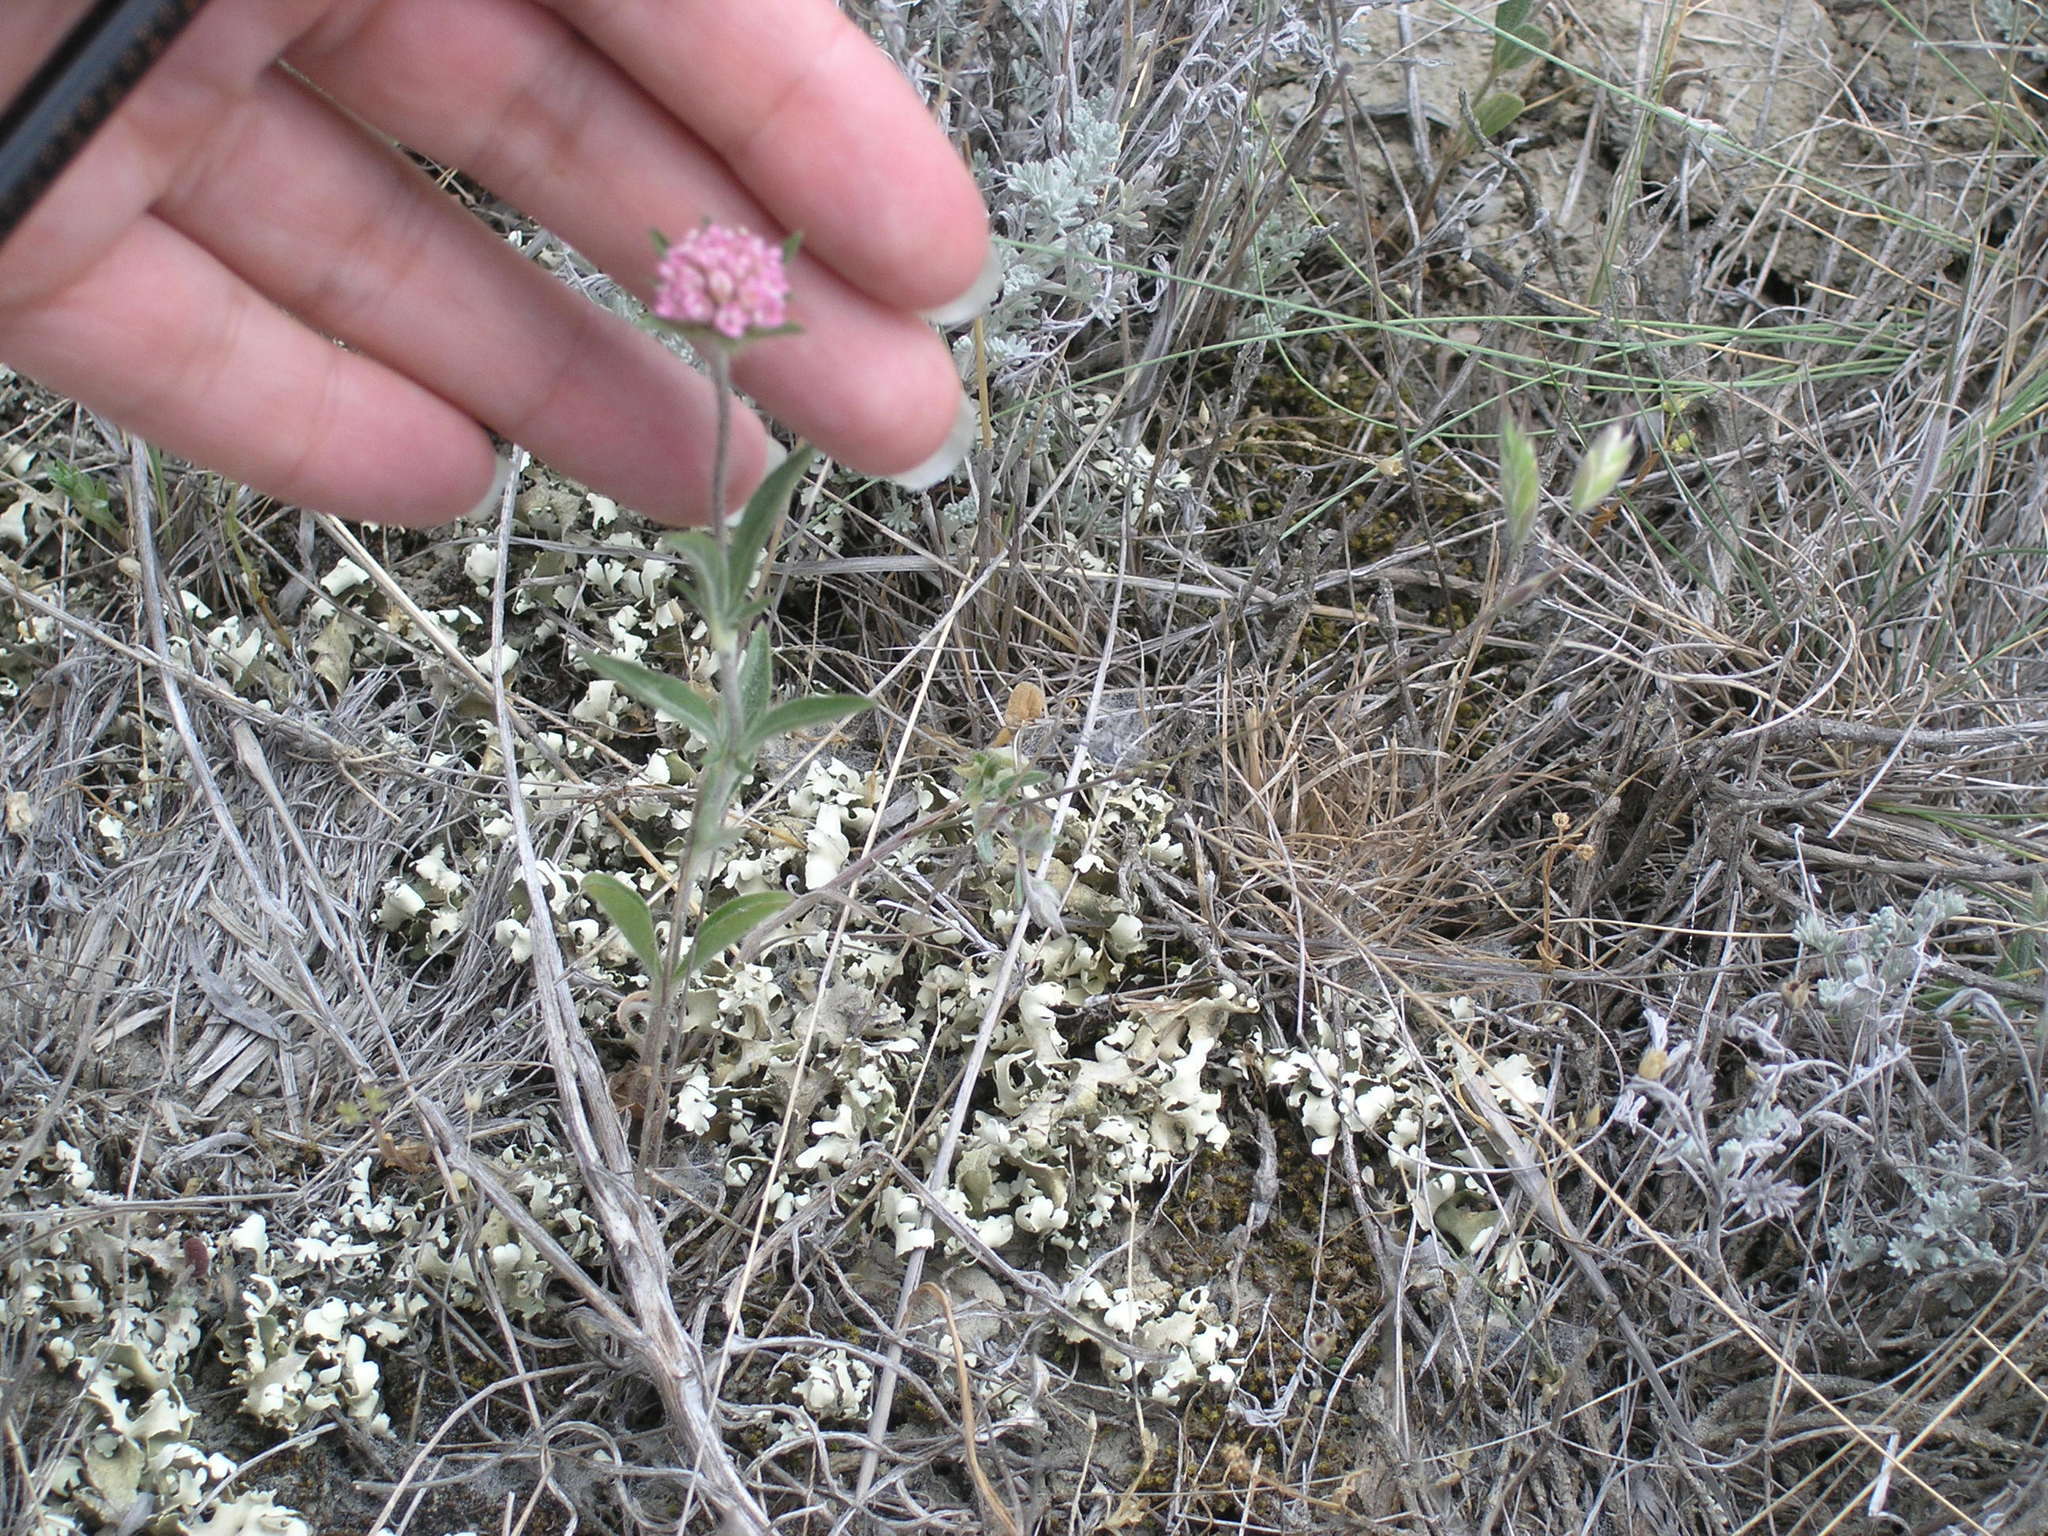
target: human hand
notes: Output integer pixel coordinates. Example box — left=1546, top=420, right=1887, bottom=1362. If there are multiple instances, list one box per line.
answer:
left=0, top=0, right=994, bottom=526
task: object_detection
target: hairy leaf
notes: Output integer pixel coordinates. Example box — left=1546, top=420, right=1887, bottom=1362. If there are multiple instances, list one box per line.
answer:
left=727, top=444, right=817, bottom=592
left=583, top=653, right=719, bottom=739
left=739, top=626, right=773, bottom=726
left=583, top=873, right=664, bottom=978
left=689, top=891, right=794, bottom=975
left=749, top=693, right=872, bottom=750
left=661, top=529, right=734, bottom=620
left=1475, top=90, right=1528, bottom=138
left=1493, top=21, right=1548, bottom=72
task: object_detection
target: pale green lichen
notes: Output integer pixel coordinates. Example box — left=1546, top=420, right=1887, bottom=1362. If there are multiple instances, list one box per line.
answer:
left=4, top=1125, right=603, bottom=1533
left=1261, top=996, right=1557, bottom=1284
left=1068, top=1277, right=1242, bottom=1400
left=342, top=478, right=1256, bottom=1402
left=790, top=1348, right=876, bottom=1423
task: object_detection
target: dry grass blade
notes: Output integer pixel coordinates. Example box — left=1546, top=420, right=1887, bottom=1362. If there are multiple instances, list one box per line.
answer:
left=480, top=454, right=773, bottom=1536
left=915, top=1280, right=1023, bottom=1536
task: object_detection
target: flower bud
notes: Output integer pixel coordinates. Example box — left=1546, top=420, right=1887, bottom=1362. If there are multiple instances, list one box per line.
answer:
left=1500, top=415, right=1540, bottom=554
left=1568, top=423, right=1635, bottom=514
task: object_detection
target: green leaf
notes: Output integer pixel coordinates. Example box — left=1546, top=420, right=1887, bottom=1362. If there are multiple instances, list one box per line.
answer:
left=688, top=891, right=794, bottom=975
left=1492, top=0, right=1532, bottom=35
left=583, top=653, right=719, bottom=738
left=1475, top=90, right=1528, bottom=138
left=725, top=444, right=817, bottom=592
left=662, top=528, right=735, bottom=619
left=1493, top=21, right=1547, bottom=72
left=739, top=626, right=773, bottom=726
left=748, top=693, right=871, bottom=750
left=583, top=873, right=663, bottom=978
left=47, top=459, right=108, bottom=513
left=731, top=596, right=776, bottom=634
left=669, top=576, right=711, bottom=620
left=45, top=459, right=120, bottom=536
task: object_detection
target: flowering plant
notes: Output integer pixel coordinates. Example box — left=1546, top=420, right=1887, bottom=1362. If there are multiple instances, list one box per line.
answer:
left=651, top=224, right=795, bottom=341
left=579, top=223, right=870, bottom=1167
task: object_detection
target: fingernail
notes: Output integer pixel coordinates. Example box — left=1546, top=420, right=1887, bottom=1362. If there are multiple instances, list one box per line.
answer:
left=723, top=438, right=788, bottom=528
left=918, top=246, right=1002, bottom=327
left=466, top=453, right=515, bottom=520
left=886, top=395, right=978, bottom=492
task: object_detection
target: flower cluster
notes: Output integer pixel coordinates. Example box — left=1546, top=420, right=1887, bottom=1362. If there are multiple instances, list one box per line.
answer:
left=653, top=224, right=790, bottom=340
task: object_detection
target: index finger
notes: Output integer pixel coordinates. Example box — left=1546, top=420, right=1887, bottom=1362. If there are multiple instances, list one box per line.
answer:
left=542, top=0, right=992, bottom=317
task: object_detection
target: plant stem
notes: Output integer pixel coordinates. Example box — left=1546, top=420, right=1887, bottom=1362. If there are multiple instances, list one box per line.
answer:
left=639, top=748, right=744, bottom=1176
left=636, top=345, right=747, bottom=1175
left=707, top=348, right=733, bottom=552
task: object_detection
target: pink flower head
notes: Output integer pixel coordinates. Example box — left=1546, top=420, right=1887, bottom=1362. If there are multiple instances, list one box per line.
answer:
left=653, top=224, right=790, bottom=341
